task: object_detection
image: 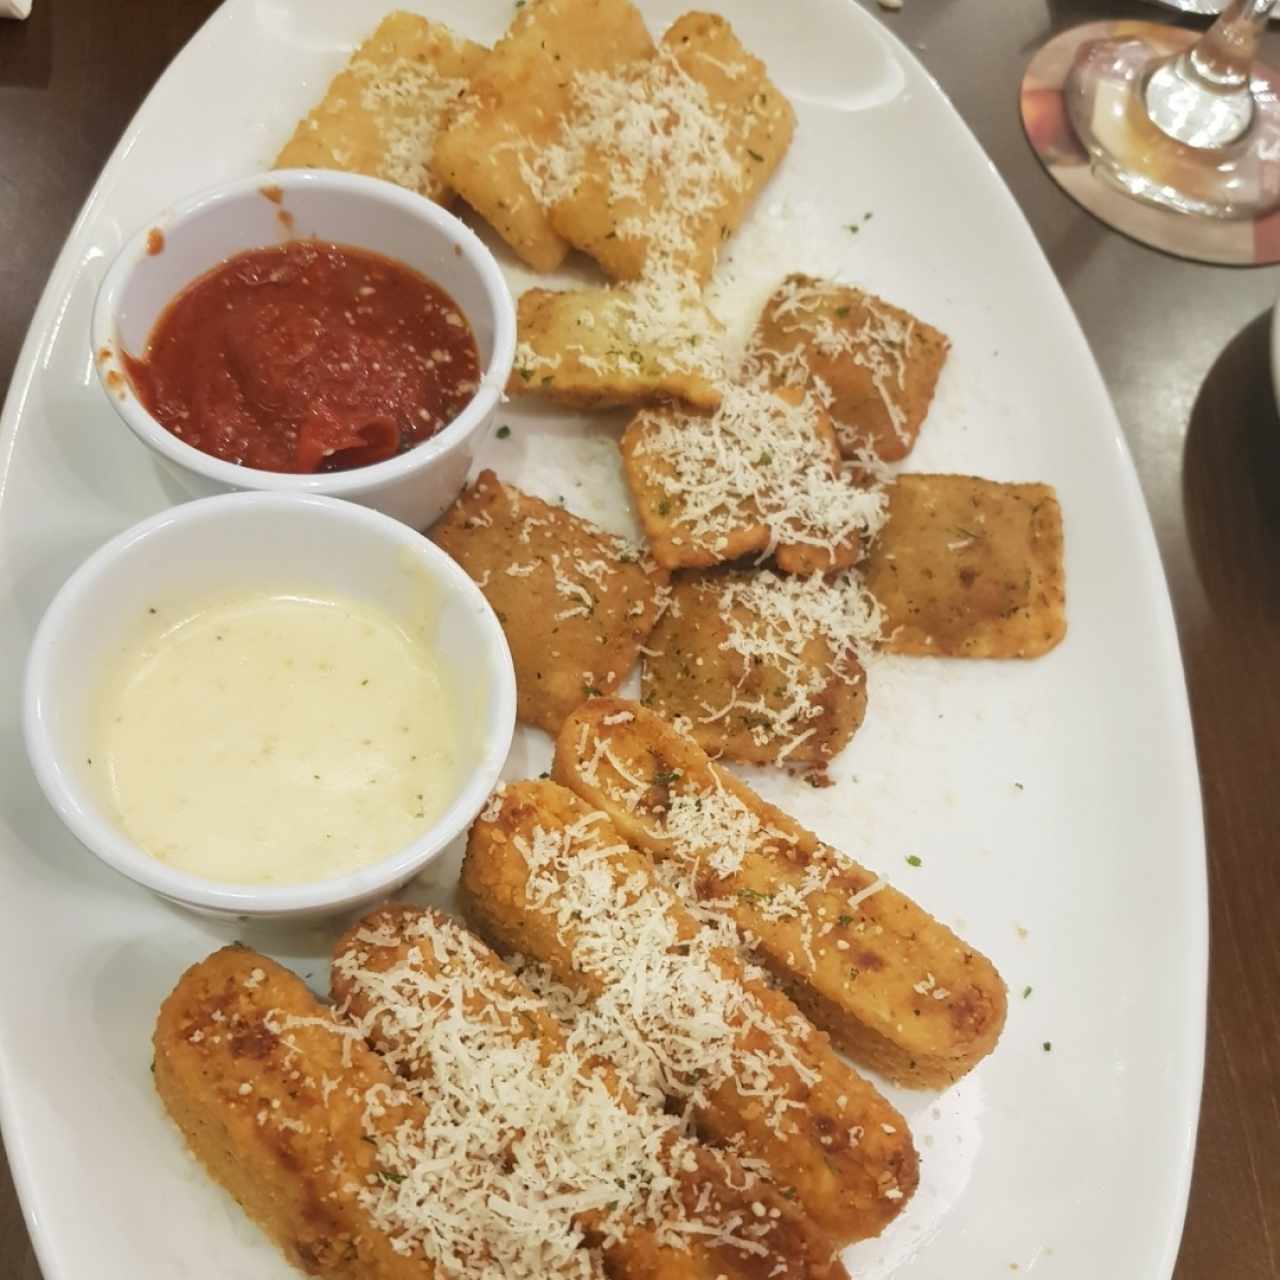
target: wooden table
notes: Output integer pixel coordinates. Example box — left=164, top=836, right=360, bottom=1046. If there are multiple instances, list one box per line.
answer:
left=2, top=1, right=1277, bottom=1275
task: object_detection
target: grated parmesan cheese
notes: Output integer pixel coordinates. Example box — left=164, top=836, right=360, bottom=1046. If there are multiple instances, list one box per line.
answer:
left=495, top=805, right=823, bottom=1143
left=332, top=909, right=796, bottom=1277
left=628, top=369, right=888, bottom=561
left=348, top=56, right=470, bottom=194
left=658, top=568, right=882, bottom=757
left=523, top=45, right=746, bottom=281
left=570, top=716, right=896, bottom=995
left=749, top=276, right=921, bottom=451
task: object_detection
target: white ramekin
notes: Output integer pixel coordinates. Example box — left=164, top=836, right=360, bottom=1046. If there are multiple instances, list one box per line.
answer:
left=91, top=169, right=516, bottom=528
left=22, top=492, right=516, bottom=920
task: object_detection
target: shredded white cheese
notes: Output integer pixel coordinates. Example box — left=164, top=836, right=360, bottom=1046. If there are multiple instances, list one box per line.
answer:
left=347, top=55, right=469, bottom=194
left=630, top=369, right=887, bottom=560
left=332, top=910, right=791, bottom=1276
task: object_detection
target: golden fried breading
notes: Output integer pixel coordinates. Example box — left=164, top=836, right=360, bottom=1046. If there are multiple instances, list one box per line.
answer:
left=751, top=275, right=950, bottom=461
left=862, top=474, right=1066, bottom=658
left=432, top=0, right=654, bottom=271
left=334, top=905, right=847, bottom=1280
left=334, top=903, right=563, bottom=1059
left=274, top=12, right=484, bottom=203
left=153, top=947, right=438, bottom=1279
left=511, top=284, right=724, bottom=412
left=553, top=699, right=1009, bottom=1087
left=547, top=13, right=796, bottom=284
left=642, top=568, right=872, bottom=766
left=428, top=471, right=669, bottom=733
left=461, top=780, right=918, bottom=1244
left=621, top=382, right=880, bottom=573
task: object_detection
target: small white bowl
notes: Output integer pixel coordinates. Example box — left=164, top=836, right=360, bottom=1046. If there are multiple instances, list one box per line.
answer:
left=22, top=492, right=516, bottom=920
left=91, top=169, right=516, bottom=528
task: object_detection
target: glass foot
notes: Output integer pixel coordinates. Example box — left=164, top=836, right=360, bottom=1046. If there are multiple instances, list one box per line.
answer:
left=1066, top=22, right=1280, bottom=220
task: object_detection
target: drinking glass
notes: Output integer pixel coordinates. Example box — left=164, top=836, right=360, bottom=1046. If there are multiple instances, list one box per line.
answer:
left=1066, top=0, right=1280, bottom=218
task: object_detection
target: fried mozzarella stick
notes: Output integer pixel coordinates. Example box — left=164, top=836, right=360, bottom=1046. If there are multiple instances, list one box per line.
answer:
left=332, top=905, right=846, bottom=1280
left=155, top=946, right=612, bottom=1280
left=153, top=947, right=446, bottom=1279
left=554, top=699, right=1008, bottom=1088
left=461, top=780, right=917, bottom=1245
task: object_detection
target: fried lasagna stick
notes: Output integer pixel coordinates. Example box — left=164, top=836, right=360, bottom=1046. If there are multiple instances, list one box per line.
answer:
left=275, top=11, right=484, bottom=203
left=511, top=282, right=725, bottom=412
left=750, top=274, right=950, bottom=462
left=333, top=905, right=846, bottom=1280
left=555, top=699, right=1009, bottom=1088
left=642, top=567, right=879, bottom=767
left=537, top=12, right=796, bottom=285
left=154, top=947, right=451, bottom=1279
left=621, top=381, right=886, bottom=574
left=429, top=471, right=669, bottom=733
left=433, top=0, right=654, bottom=271
left=861, top=473, right=1067, bottom=658
left=461, top=779, right=918, bottom=1245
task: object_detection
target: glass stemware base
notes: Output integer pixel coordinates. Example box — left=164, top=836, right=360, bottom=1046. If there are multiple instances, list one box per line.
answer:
left=1066, top=22, right=1280, bottom=220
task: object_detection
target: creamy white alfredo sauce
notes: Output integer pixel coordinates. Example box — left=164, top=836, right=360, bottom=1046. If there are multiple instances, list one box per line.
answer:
left=91, top=590, right=457, bottom=884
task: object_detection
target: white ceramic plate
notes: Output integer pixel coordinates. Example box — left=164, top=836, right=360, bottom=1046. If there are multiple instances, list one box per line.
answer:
left=0, top=2, right=1205, bottom=1278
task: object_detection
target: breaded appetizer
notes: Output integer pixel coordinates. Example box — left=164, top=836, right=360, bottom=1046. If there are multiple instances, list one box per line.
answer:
left=750, top=275, right=950, bottom=461
left=275, top=12, right=484, bottom=203
left=529, top=12, right=795, bottom=284
left=553, top=699, right=1009, bottom=1087
left=642, top=567, right=879, bottom=766
left=511, top=281, right=725, bottom=411
left=433, top=0, right=654, bottom=271
left=861, top=474, right=1066, bottom=658
left=153, top=947, right=445, bottom=1279
left=621, top=379, right=886, bottom=573
left=333, top=905, right=847, bottom=1280
left=461, top=779, right=918, bottom=1244
left=429, top=471, right=669, bottom=733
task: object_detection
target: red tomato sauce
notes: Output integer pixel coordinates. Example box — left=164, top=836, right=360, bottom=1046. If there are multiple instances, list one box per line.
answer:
left=122, top=240, right=482, bottom=474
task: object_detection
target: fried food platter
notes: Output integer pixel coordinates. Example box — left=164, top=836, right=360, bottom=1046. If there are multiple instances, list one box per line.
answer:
left=0, top=2, right=1205, bottom=1278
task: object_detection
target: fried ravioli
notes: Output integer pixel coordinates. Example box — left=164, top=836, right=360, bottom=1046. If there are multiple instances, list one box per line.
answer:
left=751, top=275, right=950, bottom=461
left=554, top=699, right=1010, bottom=1088
left=545, top=12, right=796, bottom=284
left=511, top=283, right=725, bottom=411
left=432, top=0, right=654, bottom=271
left=333, top=905, right=847, bottom=1280
left=428, top=471, right=669, bottom=733
left=621, top=381, right=883, bottom=573
left=642, top=568, right=876, bottom=766
left=861, top=473, right=1067, bottom=658
left=275, top=12, right=484, bottom=203
left=153, top=947, right=439, bottom=1279
left=461, top=779, right=918, bottom=1244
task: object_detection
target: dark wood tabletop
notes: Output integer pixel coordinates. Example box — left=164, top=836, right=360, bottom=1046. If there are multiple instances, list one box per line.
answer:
left=2, top=1, right=1278, bottom=1276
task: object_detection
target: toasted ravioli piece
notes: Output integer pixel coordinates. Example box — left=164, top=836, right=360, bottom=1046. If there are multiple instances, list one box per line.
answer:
left=643, top=568, right=878, bottom=765
left=540, top=12, right=795, bottom=284
left=554, top=699, right=1010, bottom=1087
left=274, top=12, right=484, bottom=203
left=334, top=905, right=846, bottom=1280
left=432, top=0, right=654, bottom=271
left=462, top=780, right=918, bottom=1245
left=862, top=474, right=1067, bottom=658
left=429, top=471, right=669, bottom=733
left=153, top=948, right=440, bottom=1279
left=512, top=283, right=725, bottom=411
left=621, top=380, right=885, bottom=573
left=751, top=275, right=951, bottom=461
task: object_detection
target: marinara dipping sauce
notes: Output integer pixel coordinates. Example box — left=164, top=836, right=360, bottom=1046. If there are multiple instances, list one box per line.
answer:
left=122, top=240, right=482, bottom=473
